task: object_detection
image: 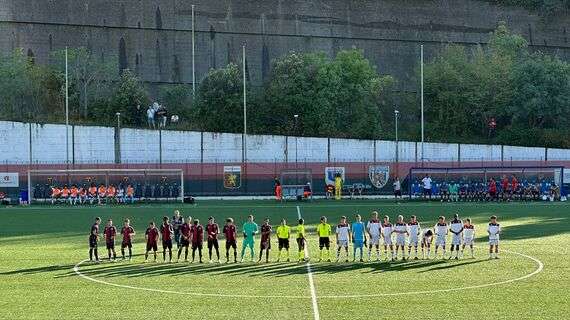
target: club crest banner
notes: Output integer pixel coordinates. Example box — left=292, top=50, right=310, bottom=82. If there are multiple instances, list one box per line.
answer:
left=0, top=173, right=18, bottom=187
left=368, top=165, right=390, bottom=189
left=325, top=167, right=345, bottom=185
left=223, top=166, right=242, bottom=189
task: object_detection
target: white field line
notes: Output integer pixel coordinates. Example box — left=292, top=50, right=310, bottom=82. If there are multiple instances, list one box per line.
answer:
left=72, top=261, right=301, bottom=299
left=297, top=205, right=320, bottom=320
left=73, top=249, right=543, bottom=301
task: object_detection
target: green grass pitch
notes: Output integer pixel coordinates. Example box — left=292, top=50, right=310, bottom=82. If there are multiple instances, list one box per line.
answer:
left=1, top=200, right=568, bottom=319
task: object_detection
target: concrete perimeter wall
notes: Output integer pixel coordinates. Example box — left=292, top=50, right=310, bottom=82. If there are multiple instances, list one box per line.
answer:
left=0, top=121, right=565, bottom=164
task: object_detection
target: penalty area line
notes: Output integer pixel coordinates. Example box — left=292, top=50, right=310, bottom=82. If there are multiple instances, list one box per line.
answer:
left=297, top=205, right=320, bottom=320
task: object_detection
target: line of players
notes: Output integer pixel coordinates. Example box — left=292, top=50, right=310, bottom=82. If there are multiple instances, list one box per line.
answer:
left=51, top=184, right=135, bottom=205
left=87, top=211, right=502, bottom=264
left=414, top=174, right=560, bottom=202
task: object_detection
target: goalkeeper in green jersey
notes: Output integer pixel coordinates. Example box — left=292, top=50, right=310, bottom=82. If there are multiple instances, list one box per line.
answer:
left=240, top=215, right=258, bottom=262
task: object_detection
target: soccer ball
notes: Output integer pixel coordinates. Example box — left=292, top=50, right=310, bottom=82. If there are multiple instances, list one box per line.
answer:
left=171, top=115, right=179, bottom=123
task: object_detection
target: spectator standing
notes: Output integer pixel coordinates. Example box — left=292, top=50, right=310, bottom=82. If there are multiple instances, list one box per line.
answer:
left=156, top=104, right=167, bottom=128
left=147, top=105, right=155, bottom=129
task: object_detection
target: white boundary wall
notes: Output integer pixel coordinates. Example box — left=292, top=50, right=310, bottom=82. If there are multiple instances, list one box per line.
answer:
left=1, top=121, right=570, bottom=164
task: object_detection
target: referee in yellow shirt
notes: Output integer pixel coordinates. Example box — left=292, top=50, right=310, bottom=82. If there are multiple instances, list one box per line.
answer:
left=316, top=216, right=332, bottom=262
left=276, top=219, right=291, bottom=262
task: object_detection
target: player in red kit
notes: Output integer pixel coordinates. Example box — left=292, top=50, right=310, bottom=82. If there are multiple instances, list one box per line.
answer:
left=258, top=218, right=272, bottom=263
left=223, top=218, right=238, bottom=263
left=103, top=219, right=117, bottom=261
left=160, top=216, right=174, bottom=262
left=190, top=219, right=204, bottom=263
left=177, top=216, right=192, bottom=262
left=501, top=175, right=510, bottom=201
left=206, top=217, right=221, bottom=263
left=144, top=221, right=159, bottom=262
left=120, top=219, right=136, bottom=261
left=89, top=217, right=101, bottom=262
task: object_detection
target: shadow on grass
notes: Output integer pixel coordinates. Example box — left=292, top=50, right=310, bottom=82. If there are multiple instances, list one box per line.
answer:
left=52, top=257, right=479, bottom=280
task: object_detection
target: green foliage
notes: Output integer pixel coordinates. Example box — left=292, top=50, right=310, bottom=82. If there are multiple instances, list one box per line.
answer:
left=51, top=47, right=118, bottom=119
left=424, top=23, right=570, bottom=147
left=104, top=70, right=149, bottom=126
left=263, top=49, right=393, bottom=139
left=194, top=63, right=247, bottom=132
left=158, top=84, right=194, bottom=130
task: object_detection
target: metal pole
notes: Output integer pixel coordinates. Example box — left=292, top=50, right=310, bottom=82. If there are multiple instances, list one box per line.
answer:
left=420, top=44, right=424, bottom=163
left=294, top=114, right=299, bottom=170
left=242, top=45, right=247, bottom=163
left=191, top=4, right=196, bottom=96
left=65, top=47, right=70, bottom=166
left=116, top=112, right=121, bottom=130
left=395, top=110, right=399, bottom=163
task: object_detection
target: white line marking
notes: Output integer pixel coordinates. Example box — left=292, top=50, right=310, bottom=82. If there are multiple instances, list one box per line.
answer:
left=73, top=249, right=543, bottom=301
left=297, top=205, right=320, bottom=320
left=319, top=249, right=544, bottom=298
left=73, top=261, right=300, bottom=299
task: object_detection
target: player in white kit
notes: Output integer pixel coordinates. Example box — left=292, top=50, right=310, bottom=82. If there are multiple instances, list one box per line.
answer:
left=449, top=213, right=464, bottom=259
left=421, top=228, right=434, bottom=259
left=335, top=216, right=351, bottom=262
left=487, top=215, right=501, bottom=259
left=461, top=218, right=475, bottom=258
left=407, top=215, right=421, bottom=260
left=434, top=216, right=449, bottom=259
left=381, top=215, right=395, bottom=261
left=366, top=211, right=382, bottom=261
left=393, top=215, right=408, bottom=260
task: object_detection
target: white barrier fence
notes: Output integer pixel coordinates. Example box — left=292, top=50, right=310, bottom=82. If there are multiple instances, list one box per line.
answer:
left=0, top=120, right=562, bottom=164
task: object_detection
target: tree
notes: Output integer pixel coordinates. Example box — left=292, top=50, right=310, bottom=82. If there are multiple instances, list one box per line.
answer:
left=263, top=52, right=332, bottom=136
left=51, top=47, right=118, bottom=119
left=98, top=69, right=149, bottom=126
left=264, top=49, right=393, bottom=139
left=158, top=84, right=194, bottom=129
left=194, top=63, right=246, bottom=132
left=0, top=49, right=60, bottom=123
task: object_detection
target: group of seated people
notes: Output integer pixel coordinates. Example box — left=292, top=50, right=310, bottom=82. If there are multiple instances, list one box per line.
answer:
left=412, top=175, right=562, bottom=202
left=35, top=182, right=180, bottom=205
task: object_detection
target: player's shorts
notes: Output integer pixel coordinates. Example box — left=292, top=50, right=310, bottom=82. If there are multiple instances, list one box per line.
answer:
left=296, top=238, right=305, bottom=250
left=423, top=188, right=432, bottom=196
left=396, top=235, right=406, bottom=246
left=409, top=235, right=419, bottom=246
left=146, top=242, right=158, bottom=252
left=451, top=234, right=463, bottom=245
left=383, top=235, right=392, bottom=246
left=106, top=241, right=115, bottom=250
left=489, top=238, right=499, bottom=246
left=369, top=235, right=380, bottom=246
left=260, top=239, right=271, bottom=250
left=121, top=241, right=132, bottom=249
left=353, top=239, right=364, bottom=248
left=89, top=235, right=98, bottom=248
left=162, top=239, right=173, bottom=250
left=422, top=237, right=433, bottom=246
left=226, top=240, right=237, bottom=250
left=319, top=237, right=330, bottom=249
left=394, top=190, right=402, bottom=197
left=337, top=239, right=349, bottom=248
left=278, top=238, right=289, bottom=250
left=435, top=235, right=446, bottom=246
left=180, top=238, right=190, bottom=247
left=464, top=237, right=474, bottom=246
left=208, top=239, right=219, bottom=250
left=191, top=241, right=203, bottom=250
left=174, top=231, right=181, bottom=244
left=242, top=238, right=254, bottom=249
